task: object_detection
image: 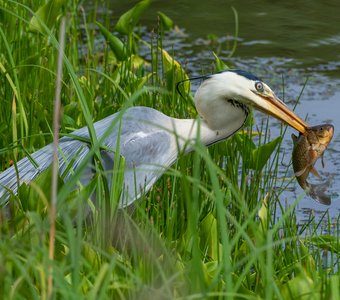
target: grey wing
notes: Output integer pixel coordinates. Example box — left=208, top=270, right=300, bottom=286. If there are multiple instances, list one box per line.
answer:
left=101, top=130, right=176, bottom=207
left=0, top=138, right=92, bottom=205
left=0, top=112, right=119, bottom=204
left=0, top=107, right=177, bottom=207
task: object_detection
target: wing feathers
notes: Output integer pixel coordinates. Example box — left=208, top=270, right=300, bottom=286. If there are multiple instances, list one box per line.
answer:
left=0, top=139, right=90, bottom=204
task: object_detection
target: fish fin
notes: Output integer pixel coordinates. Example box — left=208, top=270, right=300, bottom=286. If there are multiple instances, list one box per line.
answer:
left=321, top=153, right=325, bottom=168
left=308, top=149, right=318, bottom=162
left=295, top=167, right=307, bottom=177
left=291, top=134, right=298, bottom=144
left=310, top=166, right=321, bottom=178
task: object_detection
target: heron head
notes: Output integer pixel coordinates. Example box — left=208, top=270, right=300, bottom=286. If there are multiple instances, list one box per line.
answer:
left=194, top=70, right=309, bottom=133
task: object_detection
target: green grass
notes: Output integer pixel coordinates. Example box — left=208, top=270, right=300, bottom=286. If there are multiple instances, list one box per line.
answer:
left=0, top=0, right=339, bottom=299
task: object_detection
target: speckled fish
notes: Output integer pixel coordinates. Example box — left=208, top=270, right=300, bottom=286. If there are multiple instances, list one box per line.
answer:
left=292, top=124, right=334, bottom=205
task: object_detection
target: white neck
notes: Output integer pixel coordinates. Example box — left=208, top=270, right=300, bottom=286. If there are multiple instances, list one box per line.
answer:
left=170, top=115, right=246, bottom=152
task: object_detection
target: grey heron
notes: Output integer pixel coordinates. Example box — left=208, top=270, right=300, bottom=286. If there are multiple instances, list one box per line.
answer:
left=0, top=69, right=309, bottom=208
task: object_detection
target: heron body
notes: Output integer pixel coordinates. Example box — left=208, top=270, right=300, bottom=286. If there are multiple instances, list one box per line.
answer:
left=0, top=70, right=309, bottom=207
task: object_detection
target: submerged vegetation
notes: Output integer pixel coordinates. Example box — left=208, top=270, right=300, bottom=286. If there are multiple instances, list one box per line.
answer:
left=0, top=0, right=339, bottom=299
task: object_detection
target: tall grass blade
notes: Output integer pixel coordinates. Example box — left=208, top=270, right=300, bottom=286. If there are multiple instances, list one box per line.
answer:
left=48, top=15, right=66, bottom=298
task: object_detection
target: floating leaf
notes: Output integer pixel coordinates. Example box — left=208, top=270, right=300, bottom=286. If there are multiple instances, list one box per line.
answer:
left=96, top=22, right=128, bottom=61
left=29, top=0, right=67, bottom=34
left=115, top=0, right=151, bottom=35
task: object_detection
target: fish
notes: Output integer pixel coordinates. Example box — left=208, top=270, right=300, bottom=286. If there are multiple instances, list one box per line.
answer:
left=291, top=124, right=334, bottom=205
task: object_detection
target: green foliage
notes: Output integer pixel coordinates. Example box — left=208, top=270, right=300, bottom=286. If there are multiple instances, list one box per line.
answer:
left=96, top=22, right=128, bottom=61
left=308, top=235, right=340, bottom=253
left=213, top=52, right=229, bottom=72
left=115, top=0, right=151, bottom=35
left=0, top=1, right=339, bottom=299
left=29, top=0, right=67, bottom=34
left=235, top=133, right=282, bottom=171
left=157, top=11, right=174, bottom=31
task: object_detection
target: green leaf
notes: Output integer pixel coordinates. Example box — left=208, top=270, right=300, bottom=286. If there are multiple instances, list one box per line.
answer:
left=115, top=0, right=151, bottom=35
left=161, top=48, right=189, bottom=92
left=298, top=239, right=316, bottom=273
left=157, top=11, right=174, bottom=31
left=251, top=136, right=282, bottom=171
left=280, top=271, right=316, bottom=300
left=96, top=22, right=128, bottom=61
left=258, top=193, right=268, bottom=234
left=235, top=133, right=281, bottom=171
left=200, top=212, right=221, bottom=261
left=29, top=0, right=67, bottom=34
left=234, top=132, right=256, bottom=151
left=213, top=52, right=229, bottom=72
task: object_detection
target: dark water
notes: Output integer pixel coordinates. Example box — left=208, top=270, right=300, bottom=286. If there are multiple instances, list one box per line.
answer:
left=100, top=0, right=340, bottom=222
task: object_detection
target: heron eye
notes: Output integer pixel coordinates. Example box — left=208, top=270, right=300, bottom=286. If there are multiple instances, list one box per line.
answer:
left=255, top=81, right=264, bottom=92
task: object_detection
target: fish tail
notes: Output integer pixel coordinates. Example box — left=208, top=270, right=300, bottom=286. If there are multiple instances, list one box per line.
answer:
left=306, top=180, right=332, bottom=206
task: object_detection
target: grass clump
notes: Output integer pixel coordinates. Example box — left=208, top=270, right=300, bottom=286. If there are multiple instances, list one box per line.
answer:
left=0, top=1, right=339, bottom=299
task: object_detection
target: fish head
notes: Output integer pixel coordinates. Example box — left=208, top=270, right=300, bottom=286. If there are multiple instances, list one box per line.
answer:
left=310, top=124, right=334, bottom=146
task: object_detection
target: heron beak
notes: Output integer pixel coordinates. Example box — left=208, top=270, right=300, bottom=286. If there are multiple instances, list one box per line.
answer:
left=253, top=91, right=309, bottom=133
